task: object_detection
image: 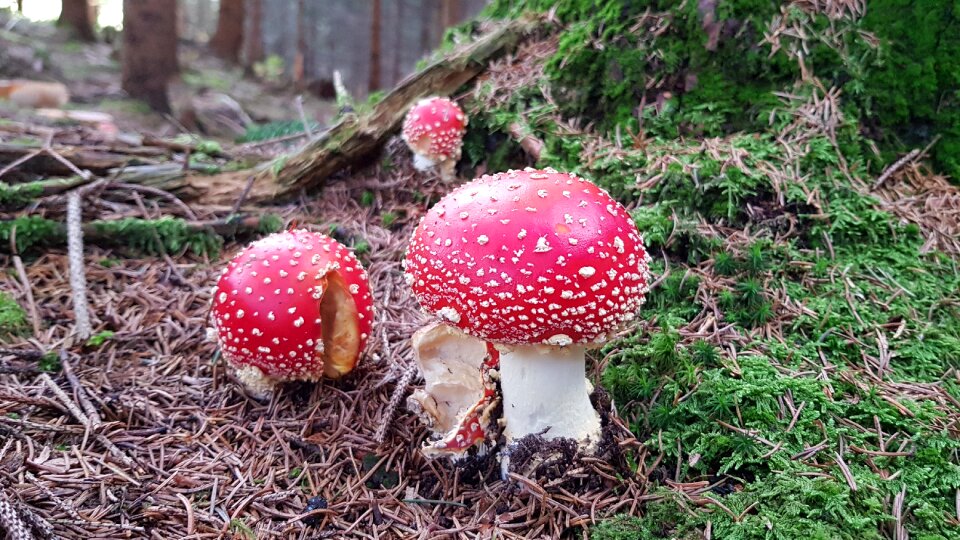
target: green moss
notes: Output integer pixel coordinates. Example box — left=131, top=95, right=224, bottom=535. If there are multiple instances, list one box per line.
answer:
left=256, top=214, right=285, bottom=235
left=0, top=291, right=28, bottom=340
left=0, top=181, right=44, bottom=207
left=857, top=0, right=960, bottom=178
left=484, top=0, right=960, bottom=179
left=236, top=120, right=321, bottom=143
left=0, top=217, right=229, bottom=256
left=92, top=217, right=223, bottom=257
left=454, top=3, right=960, bottom=536
left=0, top=216, right=66, bottom=253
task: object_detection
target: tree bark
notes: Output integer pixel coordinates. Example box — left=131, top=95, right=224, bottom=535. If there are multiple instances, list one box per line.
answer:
left=209, top=0, right=245, bottom=62
left=242, top=0, right=264, bottom=68
left=122, top=0, right=179, bottom=113
left=293, top=0, right=306, bottom=86
left=58, top=0, right=97, bottom=42
left=369, top=0, right=382, bottom=92
left=440, top=0, right=461, bottom=30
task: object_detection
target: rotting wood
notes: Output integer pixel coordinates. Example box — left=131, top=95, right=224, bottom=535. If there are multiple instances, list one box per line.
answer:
left=0, top=215, right=273, bottom=254
left=243, top=18, right=538, bottom=203
left=0, top=20, right=536, bottom=206
left=0, top=143, right=158, bottom=175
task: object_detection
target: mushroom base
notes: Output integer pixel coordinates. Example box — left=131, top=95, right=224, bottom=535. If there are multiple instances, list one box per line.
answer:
left=412, top=154, right=457, bottom=182
left=496, top=343, right=602, bottom=446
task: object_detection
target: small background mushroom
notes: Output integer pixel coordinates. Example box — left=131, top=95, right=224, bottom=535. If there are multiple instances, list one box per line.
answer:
left=401, top=96, right=468, bottom=181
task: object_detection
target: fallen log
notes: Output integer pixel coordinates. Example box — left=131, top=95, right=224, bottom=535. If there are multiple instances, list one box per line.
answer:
left=0, top=20, right=537, bottom=206
left=243, top=18, right=538, bottom=203
left=0, top=143, right=160, bottom=175
left=0, top=214, right=282, bottom=255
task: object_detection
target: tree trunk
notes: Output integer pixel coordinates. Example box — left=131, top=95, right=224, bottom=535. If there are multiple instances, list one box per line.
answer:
left=391, top=0, right=404, bottom=85
left=209, top=0, right=245, bottom=62
left=369, top=0, right=382, bottom=92
left=293, top=0, right=306, bottom=86
left=242, top=0, right=264, bottom=69
left=58, top=0, right=97, bottom=42
left=440, top=0, right=460, bottom=33
left=17, top=0, right=23, bottom=14
left=122, top=0, right=179, bottom=113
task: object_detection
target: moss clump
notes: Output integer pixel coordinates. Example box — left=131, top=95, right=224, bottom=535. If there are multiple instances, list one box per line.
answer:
left=0, top=181, right=44, bottom=207
left=482, top=0, right=960, bottom=179
left=0, top=216, right=66, bottom=253
left=858, top=0, right=960, bottom=178
left=0, top=291, right=28, bottom=340
left=92, top=217, right=223, bottom=257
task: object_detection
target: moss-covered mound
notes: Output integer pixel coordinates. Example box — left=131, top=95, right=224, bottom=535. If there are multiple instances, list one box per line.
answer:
left=482, top=0, right=959, bottom=180
left=449, top=1, right=960, bottom=538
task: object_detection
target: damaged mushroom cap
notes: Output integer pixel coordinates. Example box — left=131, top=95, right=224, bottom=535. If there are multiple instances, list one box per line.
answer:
left=404, top=168, right=651, bottom=347
left=401, top=96, right=468, bottom=164
left=210, top=229, right=374, bottom=394
left=408, top=323, right=501, bottom=456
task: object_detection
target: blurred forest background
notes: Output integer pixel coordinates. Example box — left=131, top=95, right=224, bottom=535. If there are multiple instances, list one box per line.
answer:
left=11, top=0, right=488, bottom=92
left=1, top=0, right=488, bottom=131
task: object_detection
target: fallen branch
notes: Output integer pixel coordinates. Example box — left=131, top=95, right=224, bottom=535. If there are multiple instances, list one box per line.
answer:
left=244, top=19, right=538, bottom=202
left=0, top=494, right=32, bottom=540
left=0, top=214, right=282, bottom=255
left=0, top=143, right=142, bottom=177
left=872, top=135, right=941, bottom=190
left=66, top=192, right=92, bottom=340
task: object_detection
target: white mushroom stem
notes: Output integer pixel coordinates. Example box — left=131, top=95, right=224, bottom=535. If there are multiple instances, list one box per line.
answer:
left=412, top=153, right=436, bottom=172
left=496, top=343, right=601, bottom=445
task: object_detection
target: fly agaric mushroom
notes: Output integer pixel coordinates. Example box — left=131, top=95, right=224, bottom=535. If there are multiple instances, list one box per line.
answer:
left=407, top=322, right=501, bottom=457
left=401, top=96, right=467, bottom=180
left=404, top=168, right=651, bottom=448
left=210, top=229, right=374, bottom=397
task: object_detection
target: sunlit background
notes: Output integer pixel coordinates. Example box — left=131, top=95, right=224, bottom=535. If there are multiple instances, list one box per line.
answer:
left=3, top=0, right=124, bottom=27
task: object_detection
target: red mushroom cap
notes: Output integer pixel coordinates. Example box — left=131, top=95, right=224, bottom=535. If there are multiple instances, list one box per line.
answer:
left=401, top=96, right=468, bottom=163
left=404, top=168, right=651, bottom=346
left=211, top=229, right=374, bottom=382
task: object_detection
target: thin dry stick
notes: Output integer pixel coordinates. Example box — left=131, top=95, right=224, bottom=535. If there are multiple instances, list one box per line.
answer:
left=60, top=353, right=102, bottom=428
left=873, top=135, right=941, bottom=190
left=15, top=503, right=56, bottom=540
left=375, top=363, right=418, bottom=444
left=40, top=374, right=139, bottom=473
left=0, top=495, right=33, bottom=540
left=66, top=192, right=92, bottom=340
left=873, top=149, right=920, bottom=190
left=296, top=95, right=316, bottom=140
left=8, top=225, right=40, bottom=337
left=39, top=374, right=90, bottom=427
left=12, top=256, right=40, bottom=337
left=834, top=452, right=858, bottom=491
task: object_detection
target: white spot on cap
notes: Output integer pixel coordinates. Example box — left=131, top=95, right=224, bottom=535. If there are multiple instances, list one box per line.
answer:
left=534, top=237, right=552, bottom=253
left=579, top=266, right=596, bottom=278
left=438, top=306, right=461, bottom=323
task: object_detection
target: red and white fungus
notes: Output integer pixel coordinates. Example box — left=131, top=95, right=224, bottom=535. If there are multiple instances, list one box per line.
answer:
left=404, top=168, right=651, bottom=447
left=401, top=96, right=467, bottom=179
left=407, top=323, right=501, bottom=457
left=210, top=229, right=374, bottom=397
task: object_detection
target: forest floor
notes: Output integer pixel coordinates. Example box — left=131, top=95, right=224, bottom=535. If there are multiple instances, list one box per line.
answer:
left=0, top=14, right=649, bottom=540
left=2, top=7, right=960, bottom=540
